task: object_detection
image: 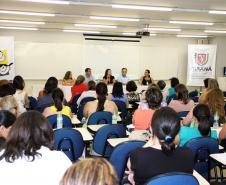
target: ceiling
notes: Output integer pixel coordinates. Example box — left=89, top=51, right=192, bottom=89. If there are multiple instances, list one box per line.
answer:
left=1, top=0, right=226, bottom=37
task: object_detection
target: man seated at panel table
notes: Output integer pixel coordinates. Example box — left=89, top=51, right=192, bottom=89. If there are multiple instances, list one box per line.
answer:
left=117, top=67, right=130, bottom=85
left=84, top=68, right=95, bottom=84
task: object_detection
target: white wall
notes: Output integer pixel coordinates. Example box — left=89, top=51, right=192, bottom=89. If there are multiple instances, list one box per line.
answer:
left=0, top=30, right=208, bottom=94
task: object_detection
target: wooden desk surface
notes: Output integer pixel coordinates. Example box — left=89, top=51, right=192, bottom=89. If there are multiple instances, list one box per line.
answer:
left=73, top=127, right=93, bottom=141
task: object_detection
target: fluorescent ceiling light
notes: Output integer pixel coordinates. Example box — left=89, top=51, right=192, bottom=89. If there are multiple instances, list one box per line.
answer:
left=209, top=10, right=226, bottom=15
left=0, top=10, right=55, bottom=17
left=75, top=24, right=117, bottom=29
left=205, top=30, right=226, bottom=33
left=177, top=35, right=208, bottom=38
left=18, top=0, right=70, bottom=4
left=169, top=20, right=214, bottom=26
left=112, top=4, right=172, bottom=11
left=0, top=26, right=38, bottom=30
left=148, top=28, right=181, bottom=32
left=63, top=29, right=101, bottom=34
left=90, top=16, right=139, bottom=22
left=0, top=19, right=45, bottom=24
left=122, top=32, right=137, bottom=36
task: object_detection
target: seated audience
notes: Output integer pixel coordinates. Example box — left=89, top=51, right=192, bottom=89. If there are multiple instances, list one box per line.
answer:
left=103, top=69, right=115, bottom=84
left=83, top=82, right=118, bottom=118
left=183, top=88, right=225, bottom=126
left=169, top=84, right=195, bottom=112
left=157, top=80, right=167, bottom=102
left=84, top=68, right=95, bottom=84
left=109, top=82, right=128, bottom=107
left=133, top=87, right=162, bottom=130
left=177, top=104, right=217, bottom=147
left=117, top=67, right=129, bottom=85
left=199, top=78, right=219, bottom=103
left=77, top=80, right=96, bottom=106
left=126, top=80, right=140, bottom=108
left=139, top=69, right=153, bottom=85
left=62, top=71, right=75, bottom=86
left=0, top=111, right=71, bottom=185
left=13, top=75, right=29, bottom=115
left=167, top=77, right=179, bottom=97
left=0, top=110, right=16, bottom=150
left=128, top=107, right=194, bottom=185
left=70, top=75, right=87, bottom=103
left=0, top=83, right=18, bottom=116
left=43, top=88, right=72, bottom=118
left=36, top=76, right=58, bottom=112
left=60, top=158, right=118, bottom=185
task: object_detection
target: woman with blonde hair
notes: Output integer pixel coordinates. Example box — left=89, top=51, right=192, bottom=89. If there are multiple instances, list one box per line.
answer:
left=60, top=158, right=118, bottom=185
left=199, top=78, right=219, bottom=103
left=183, top=88, right=225, bottom=126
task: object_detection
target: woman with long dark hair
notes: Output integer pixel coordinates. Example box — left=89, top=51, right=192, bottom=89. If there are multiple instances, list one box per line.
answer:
left=178, top=104, right=217, bottom=146
left=13, top=75, right=29, bottom=114
left=0, top=111, right=71, bottom=185
left=168, top=84, right=195, bottom=112
left=43, top=88, right=72, bottom=118
left=83, top=82, right=118, bottom=118
left=128, top=107, right=194, bottom=185
left=109, top=82, right=128, bottom=107
left=37, top=76, right=58, bottom=112
left=139, top=69, right=153, bottom=85
left=103, top=69, right=115, bottom=84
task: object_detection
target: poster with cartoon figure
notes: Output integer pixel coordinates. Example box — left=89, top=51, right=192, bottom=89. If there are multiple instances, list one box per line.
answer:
left=0, top=37, right=15, bottom=80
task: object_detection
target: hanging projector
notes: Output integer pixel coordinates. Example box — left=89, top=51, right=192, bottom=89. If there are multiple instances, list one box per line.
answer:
left=136, top=31, right=150, bottom=36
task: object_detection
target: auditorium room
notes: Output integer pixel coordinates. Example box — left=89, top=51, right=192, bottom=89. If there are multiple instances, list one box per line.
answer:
left=1, top=0, right=226, bottom=185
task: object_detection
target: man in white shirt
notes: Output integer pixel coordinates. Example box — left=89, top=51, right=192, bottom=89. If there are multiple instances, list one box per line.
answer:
left=117, top=67, right=129, bottom=84
left=84, top=68, right=95, bottom=84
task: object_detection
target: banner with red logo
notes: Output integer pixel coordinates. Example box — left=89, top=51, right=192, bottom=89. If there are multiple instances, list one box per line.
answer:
left=187, top=45, right=217, bottom=86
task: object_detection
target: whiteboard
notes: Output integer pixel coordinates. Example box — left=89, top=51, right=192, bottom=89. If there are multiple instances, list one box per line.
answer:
left=14, top=41, right=179, bottom=80
left=83, top=42, right=140, bottom=79
left=140, top=46, right=179, bottom=80
left=15, top=41, right=83, bottom=79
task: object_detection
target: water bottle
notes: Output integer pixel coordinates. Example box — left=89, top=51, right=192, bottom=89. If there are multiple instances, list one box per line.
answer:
left=213, top=112, right=219, bottom=129
left=112, top=112, right=117, bottom=124
left=57, top=112, right=63, bottom=129
left=81, top=117, right=86, bottom=125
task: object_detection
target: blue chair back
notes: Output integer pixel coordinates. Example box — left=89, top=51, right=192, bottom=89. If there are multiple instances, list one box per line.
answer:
left=178, top=111, right=189, bottom=118
left=53, top=128, right=85, bottom=162
left=87, top=111, right=113, bottom=125
left=47, top=114, right=72, bottom=129
left=189, top=90, right=198, bottom=98
left=191, top=96, right=199, bottom=103
left=184, top=137, right=219, bottom=180
left=113, top=100, right=127, bottom=119
left=28, top=96, right=37, bottom=110
left=70, top=93, right=81, bottom=114
left=93, top=124, right=126, bottom=157
left=77, top=97, right=96, bottom=120
left=145, top=172, right=199, bottom=185
left=109, top=141, right=145, bottom=181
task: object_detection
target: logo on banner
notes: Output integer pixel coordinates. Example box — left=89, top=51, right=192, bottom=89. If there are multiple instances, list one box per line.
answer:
left=0, top=50, right=13, bottom=76
left=195, top=53, right=208, bottom=66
